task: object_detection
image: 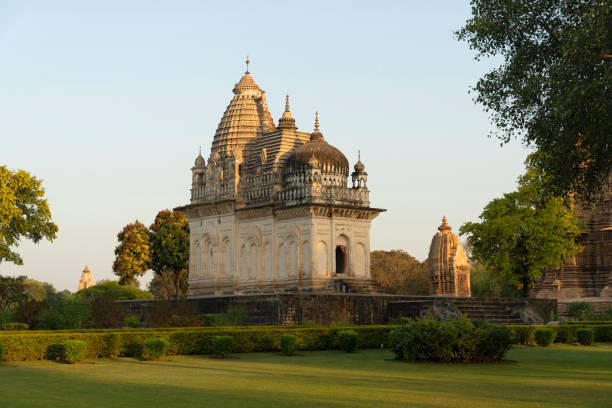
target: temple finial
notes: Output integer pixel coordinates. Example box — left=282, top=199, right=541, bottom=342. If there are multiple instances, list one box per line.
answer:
left=314, top=111, right=319, bottom=131
left=245, top=55, right=250, bottom=74
left=199, top=145, right=202, bottom=155
left=358, top=150, right=361, bottom=161
left=438, top=216, right=452, bottom=231
left=285, top=94, right=290, bottom=112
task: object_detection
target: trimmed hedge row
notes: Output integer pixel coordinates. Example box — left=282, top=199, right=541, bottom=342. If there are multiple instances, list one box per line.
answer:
left=508, top=325, right=612, bottom=344
left=2, top=323, right=610, bottom=361
left=0, top=325, right=394, bottom=361
left=565, top=321, right=612, bottom=326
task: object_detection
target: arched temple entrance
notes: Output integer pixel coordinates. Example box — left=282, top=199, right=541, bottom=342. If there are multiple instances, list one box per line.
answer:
left=335, top=246, right=347, bottom=275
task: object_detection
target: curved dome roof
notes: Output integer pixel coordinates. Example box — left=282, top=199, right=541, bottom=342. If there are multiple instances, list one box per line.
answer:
left=286, top=116, right=349, bottom=175
left=194, top=153, right=205, bottom=167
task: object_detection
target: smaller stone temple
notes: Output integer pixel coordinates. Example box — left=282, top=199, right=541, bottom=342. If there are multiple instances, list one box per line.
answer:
left=78, top=266, right=94, bottom=291
left=427, top=217, right=471, bottom=297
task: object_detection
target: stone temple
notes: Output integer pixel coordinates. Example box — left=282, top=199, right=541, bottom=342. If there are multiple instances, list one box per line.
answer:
left=177, top=61, right=385, bottom=296
left=427, top=217, right=471, bottom=297
left=78, top=266, right=94, bottom=291
left=535, top=176, right=612, bottom=298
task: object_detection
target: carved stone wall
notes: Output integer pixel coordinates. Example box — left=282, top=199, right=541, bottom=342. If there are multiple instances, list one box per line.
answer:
left=535, top=176, right=612, bottom=298
left=178, top=65, right=384, bottom=296
left=427, top=217, right=471, bottom=297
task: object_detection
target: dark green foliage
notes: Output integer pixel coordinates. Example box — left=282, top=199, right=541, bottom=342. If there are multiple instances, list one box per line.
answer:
left=88, top=295, right=124, bottom=329
left=212, top=335, right=234, bottom=358
left=45, top=344, right=65, bottom=360
left=577, top=328, right=594, bottom=346
left=279, top=334, right=297, bottom=356
left=0, top=275, right=28, bottom=311
left=534, top=328, right=555, bottom=347
left=592, top=326, right=612, bottom=342
left=102, top=333, right=120, bottom=358
left=337, top=330, right=358, bottom=353
left=567, top=302, right=593, bottom=320
left=63, top=340, right=87, bottom=363
left=555, top=326, right=576, bottom=344
left=0, top=311, right=14, bottom=325
left=460, top=162, right=581, bottom=297
left=389, top=319, right=513, bottom=363
left=75, top=281, right=153, bottom=303
left=1, top=323, right=29, bottom=331
left=370, top=250, right=428, bottom=295
left=144, top=337, right=169, bottom=360
left=124, top=316, right=140, bottom=328
left=469, top=263, right=521, bottom=298
left=202, top=307, right=249, bottom=327
left=566, top=321, right=612, bottom=325
left=122, top=341, right=144, bottom=357
left=148, top=210, right=190, bottom=299
left=485, top=326, right=514, bottom=361
left=509, top=326, right=535, bottom=345
left=457, top=1, right=612, bottom=202
left=38, top=299, right=90, bottom=330
left=13, top=301, right=45, bottom=329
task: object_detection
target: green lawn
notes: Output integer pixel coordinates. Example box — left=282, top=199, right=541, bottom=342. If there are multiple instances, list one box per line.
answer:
left=1, top=344, right=611, bottom=408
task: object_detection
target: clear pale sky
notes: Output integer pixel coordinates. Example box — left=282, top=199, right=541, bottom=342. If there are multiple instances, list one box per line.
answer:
left=0, top=1, right=530, bottom=291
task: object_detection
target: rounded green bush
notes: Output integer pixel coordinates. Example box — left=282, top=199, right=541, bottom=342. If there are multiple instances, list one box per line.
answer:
left=45, top=344, right=66, bottom=360
left=1, top=323, right=29, bottom=331
left=338, top=330, right=358, bottom=353
left=124, top=316, right=140, bottom=328
left=577, top=328, right=594, bottom=346
left=212, top=335, right=234, bottom=358
left=389, top=319, right=513, bottom=363
left=144, top=337, right=169, bottom=360
left=63, top=340, right=87, bottom=363
left=534, top=328, right=555, bottom=347
left=279, top=334, right=297, bottom=356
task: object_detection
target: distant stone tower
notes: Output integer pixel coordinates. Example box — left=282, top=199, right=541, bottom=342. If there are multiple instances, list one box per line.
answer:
left=78, top=266, right=94, bottom=291
left=427, top=217, right=471, bottom=297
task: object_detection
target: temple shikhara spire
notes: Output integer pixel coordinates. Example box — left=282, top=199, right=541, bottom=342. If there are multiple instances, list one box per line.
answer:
left=427, top=217, right=471, bottom=297
left=78, top=266, right=94, bottom=291
left=176, top=62, right=385, bottom=296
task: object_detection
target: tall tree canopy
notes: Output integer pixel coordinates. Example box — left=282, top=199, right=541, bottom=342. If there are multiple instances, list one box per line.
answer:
left=457, top=1, right=611, bottom=202
left=112, top=221, right=151, bottom=286
left=370, top=250, right=428, bottom=295
left=148, top=210, right=190, bottom=298
left=460, top=160, right=582, bottom=296
left=0, top=166, right=58, bottom=264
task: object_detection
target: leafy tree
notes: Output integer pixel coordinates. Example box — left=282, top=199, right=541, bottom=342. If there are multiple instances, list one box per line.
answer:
left=370, top=250, right=428, bottom=295
left=112, top=221, right=152, bottom=286
left=148, top=210, right=190, bottom=298
left=0, top=166, right=59, bottom=264
left=457, top=1, right=612, bottom=202
left=0, top=275, right=28, bottom=311
left=75, top=281, right=153, bottom=303
left=148, top=269, right=189, bottom=299
left=460, top=162, right=582, bottom=297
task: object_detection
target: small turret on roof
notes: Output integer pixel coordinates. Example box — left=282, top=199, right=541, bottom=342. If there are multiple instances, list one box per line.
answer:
left=278, top=94, right=297, bottom=130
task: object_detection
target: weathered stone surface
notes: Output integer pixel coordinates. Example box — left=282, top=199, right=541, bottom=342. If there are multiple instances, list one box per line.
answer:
left=427, top=217, right=471, bottom=297
left=116, top=294, right=555, bottom=327
left=77, top=266, right=94, bottom=291
left=535, top=175, right=612, bottom=298
left=176, top=62, right=384, bottom=296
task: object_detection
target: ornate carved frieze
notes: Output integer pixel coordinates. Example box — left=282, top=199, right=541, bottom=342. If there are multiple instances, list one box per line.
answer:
left=179, top=201, right=235, bottom=218
left=236, top=206, right=275, bottom=220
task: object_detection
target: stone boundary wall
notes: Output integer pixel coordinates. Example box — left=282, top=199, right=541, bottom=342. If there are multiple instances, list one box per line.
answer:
left=116, top=294, right=556, bottom=327
left=557, top=298, right=612, bottom=317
